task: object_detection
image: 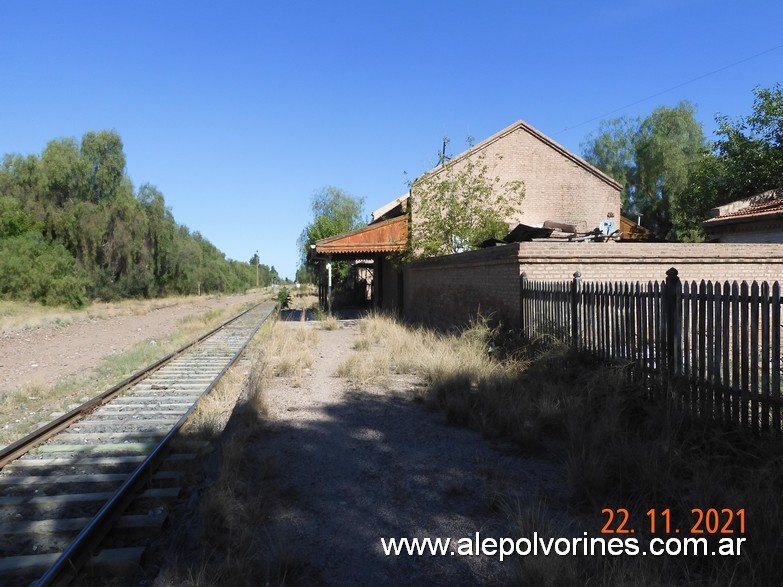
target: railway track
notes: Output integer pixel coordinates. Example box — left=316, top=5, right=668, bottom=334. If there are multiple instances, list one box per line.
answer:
left=0, top=302, right=274, bottom=586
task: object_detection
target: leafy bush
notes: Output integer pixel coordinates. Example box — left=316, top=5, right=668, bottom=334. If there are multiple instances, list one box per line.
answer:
left=0, top=232, right=87, bottom=307
left=276, top=287, right=292, bottom=310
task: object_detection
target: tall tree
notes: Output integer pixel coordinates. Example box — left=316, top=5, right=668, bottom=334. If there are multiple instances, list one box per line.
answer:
left=81, top=130, right=127, bottom=203
left=138, top=183, right=175, bottom=291
left=582, top=102, right=706, bottom=240
left=671, top=84, right=783, bottom=240
left=298, top=186, right=365, bottom=263
left=0, top=130, right=261, bottom=304
left=41, top=138, right=86, bottom=205
left=298, top=186, right=365, bottom=283
left=580, top=116, right=638, bottom=210
left=713, top=83, right=783, bottom=201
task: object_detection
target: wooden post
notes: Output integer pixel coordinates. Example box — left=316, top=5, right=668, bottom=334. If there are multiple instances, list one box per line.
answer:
left=571, top=271, right=582, bottom=351
left=520, top=272, right=528, bottom=337
left=665, top=267, right=681, bottom=379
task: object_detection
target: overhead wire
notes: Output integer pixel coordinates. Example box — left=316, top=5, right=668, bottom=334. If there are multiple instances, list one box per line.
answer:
left=553, top=42, right=783, bottom=137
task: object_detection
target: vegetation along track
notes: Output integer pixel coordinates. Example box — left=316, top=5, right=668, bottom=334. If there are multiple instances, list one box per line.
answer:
left=0, top=302, right=274, bottom=586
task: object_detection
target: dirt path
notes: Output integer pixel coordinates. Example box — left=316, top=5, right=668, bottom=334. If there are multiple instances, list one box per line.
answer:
left=0, top=292, right=264, bottom=395
left=251, top=319, right=566, bottom=585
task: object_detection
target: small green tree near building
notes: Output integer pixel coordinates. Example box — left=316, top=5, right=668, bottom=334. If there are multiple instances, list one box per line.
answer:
left=406, top=142, right=525, bottom=260
left=297, top=186, right=366, bottom=282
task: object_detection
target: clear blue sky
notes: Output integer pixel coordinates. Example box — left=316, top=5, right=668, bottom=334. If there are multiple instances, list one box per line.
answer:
left=2, top=1, right=781, bottom=280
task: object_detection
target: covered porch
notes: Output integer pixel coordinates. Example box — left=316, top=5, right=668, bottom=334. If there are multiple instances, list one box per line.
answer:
left=310, top=215, right=408, bottom=312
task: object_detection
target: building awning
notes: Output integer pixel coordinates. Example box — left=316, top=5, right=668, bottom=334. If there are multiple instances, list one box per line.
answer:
left=313, top=215, right=409, bottom=256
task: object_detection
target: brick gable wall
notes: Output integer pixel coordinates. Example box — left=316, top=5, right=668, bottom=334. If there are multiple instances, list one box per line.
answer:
left=411, top=123, right=622, bottom=236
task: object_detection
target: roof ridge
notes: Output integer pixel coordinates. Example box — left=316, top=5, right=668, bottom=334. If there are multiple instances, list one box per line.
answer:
left=423, top=120, right=623, bottom=191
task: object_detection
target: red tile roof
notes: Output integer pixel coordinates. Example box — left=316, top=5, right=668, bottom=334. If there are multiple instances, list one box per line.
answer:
left=703, top=197, right=783, bottom=224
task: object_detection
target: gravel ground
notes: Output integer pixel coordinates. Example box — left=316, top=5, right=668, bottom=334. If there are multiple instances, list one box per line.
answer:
left=244, top=318, right=567, bottom=585
left=0, top=292, right=263, bottom=396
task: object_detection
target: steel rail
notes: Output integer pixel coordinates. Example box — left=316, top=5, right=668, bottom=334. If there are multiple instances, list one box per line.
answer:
left=35, top=304, right=275, bottom=586
left=0, top=302, right=261, bottom=469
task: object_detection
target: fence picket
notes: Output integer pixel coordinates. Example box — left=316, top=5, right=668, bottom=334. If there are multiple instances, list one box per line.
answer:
left=706, top=281, right=714, bottom=420
left=730, top=282, right=740, bottom=424
left=682, top=281, right=691, bottom=379
left=750, top=282, right=760, bottom=432
left=647, top=281, right=655, bottom=380
left=714, top=281, right=723, bottom=397
left=761, top=282, right=770, bottom=432
left=740, top=282, right=750, bottom=428
left=625, top=282, right=633, bottom=360
left=590, top=282, right=597, bottom=354
left=691, top=281, right=699, bottom=416
left=654, top=281, right=663, bottom=389
left=698, top=280, right=707, bottom=419
left=772, top=282, right=781, bottom=433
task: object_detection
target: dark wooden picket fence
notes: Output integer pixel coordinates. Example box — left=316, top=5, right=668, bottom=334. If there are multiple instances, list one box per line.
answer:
left=520, top=268, right=783, bottom=433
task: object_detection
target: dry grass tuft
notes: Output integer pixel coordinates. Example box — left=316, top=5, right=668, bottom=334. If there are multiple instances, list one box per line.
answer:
left=318, top=314, right=339, bottom=330
left=338, top=313, right=511, bottom=391
left=262, top=320, right=318, bottom=383
left=503, top=497, right=580, bottom=586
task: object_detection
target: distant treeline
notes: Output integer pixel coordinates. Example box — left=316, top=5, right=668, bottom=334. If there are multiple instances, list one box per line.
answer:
left=0, top=130, right=277, bottom=307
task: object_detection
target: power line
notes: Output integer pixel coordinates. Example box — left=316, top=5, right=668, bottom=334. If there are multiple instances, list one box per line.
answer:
left=554, top=42, right=783, bottom=136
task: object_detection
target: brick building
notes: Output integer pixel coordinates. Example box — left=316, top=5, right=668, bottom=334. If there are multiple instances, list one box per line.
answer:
left=702, top=188, right=783, bottom=243
left=312, top=120, right=624, bottom=310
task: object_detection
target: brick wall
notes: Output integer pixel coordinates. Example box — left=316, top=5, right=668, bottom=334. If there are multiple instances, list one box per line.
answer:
left=403, top=242, right=783, bottom=329
left=403, top=245, right=522, bottom=329
left=517, top=242, right=783, bottom=284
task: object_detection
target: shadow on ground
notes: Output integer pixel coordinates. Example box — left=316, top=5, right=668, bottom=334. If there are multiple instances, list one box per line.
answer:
left=193, top=379, right=564, bottom=585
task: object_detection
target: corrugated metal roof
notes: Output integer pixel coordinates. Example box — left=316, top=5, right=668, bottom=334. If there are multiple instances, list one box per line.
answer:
left=313, top=215, right=408, bottom=255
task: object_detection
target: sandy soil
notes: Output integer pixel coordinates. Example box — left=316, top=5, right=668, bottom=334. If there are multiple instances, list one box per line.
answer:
left=240, top=318, right=566, bottom=585
left=0, top=292, right=264, bottom=395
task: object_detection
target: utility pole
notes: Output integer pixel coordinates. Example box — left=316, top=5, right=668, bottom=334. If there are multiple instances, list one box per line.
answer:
left=255, top=250, right=259, bottom=288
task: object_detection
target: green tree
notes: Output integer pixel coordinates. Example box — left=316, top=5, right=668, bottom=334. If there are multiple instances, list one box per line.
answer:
left=138, top=183, right=176, bottom=293
left=581, top=116, right=638, bottom=210
left=712, top=83, right=783, bottom=201
left=298, top=186, right=366, bottom=260
left=41, top=138, right=87, bottom=205
left=670, top=84, right=783, bottom=240
left=297, top=186, right=365, bottom=281
left=0, top=198, right=87, bottom=308
left=298, top=186, right=367, bottom=286
left=582, top=102, right=706, bottom=240
left=0, top=195, right=35, bottom=237
left=669, top=152, right=724, bottom=242
left=295, top=264, right=312, bottom=284
left=81, top=130, right=127, bottom=203
left=0, top=130, right=264, bottom=303
left=407, top=143, right=524, bottom=259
